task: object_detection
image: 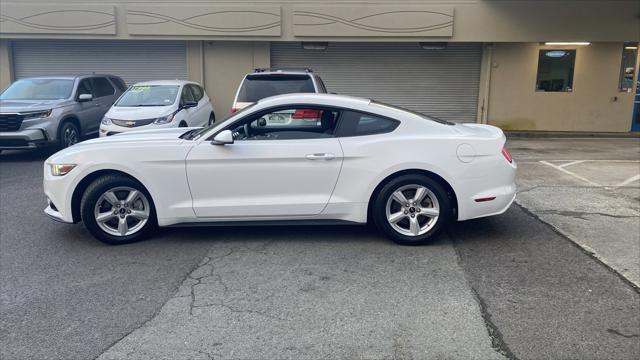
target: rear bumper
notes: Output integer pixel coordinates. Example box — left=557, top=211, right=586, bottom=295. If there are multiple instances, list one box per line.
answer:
left=456, top=159, right=518, bottom=221
left=0, top=129, right=51, bottom=149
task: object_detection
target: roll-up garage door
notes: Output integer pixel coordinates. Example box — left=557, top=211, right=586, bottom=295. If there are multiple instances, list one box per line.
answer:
left=271, top=42, right=482, bottom=123
left=12, top=40, right=187, bottom=85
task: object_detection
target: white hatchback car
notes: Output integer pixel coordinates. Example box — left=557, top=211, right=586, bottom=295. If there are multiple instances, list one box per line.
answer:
left=99, top=80, right=214, bottom=137
left=44, top=93, right=516, bottom=246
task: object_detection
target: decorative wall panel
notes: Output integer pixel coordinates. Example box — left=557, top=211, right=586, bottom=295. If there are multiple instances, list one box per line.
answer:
left=293, top=6, right=454, bottom=37
left=0, top=4, right=115, bottom=34
left=126, top=5, right=281, bottom=36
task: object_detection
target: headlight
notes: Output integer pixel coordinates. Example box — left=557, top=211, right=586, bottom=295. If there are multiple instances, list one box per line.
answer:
left=22, top=109, right=52, bottom=120
left=50, top=164, right=76, bottom=176
left=101, top=116, right=112, bottom=125
left=153, top=113, right=175, bottom=125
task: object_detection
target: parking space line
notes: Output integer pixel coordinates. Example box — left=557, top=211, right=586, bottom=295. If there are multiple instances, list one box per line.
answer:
left=616, top=174, right=640, bottom=187
left=558, top=160, right=586, bottom=168
left=539, top=160, right=601, bottom=186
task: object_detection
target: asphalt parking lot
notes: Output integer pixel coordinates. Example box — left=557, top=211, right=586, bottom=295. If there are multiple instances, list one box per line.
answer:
left=1, top=138, right=639, bottom=360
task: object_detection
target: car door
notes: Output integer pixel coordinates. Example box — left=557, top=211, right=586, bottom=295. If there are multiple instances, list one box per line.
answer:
left=74, top=78, right=103, bottom=136
left=185, top=106, right=344, bottom=218
left=89, top=77, right=117, bottom=134
left=189, top=84, right=209, bottom=126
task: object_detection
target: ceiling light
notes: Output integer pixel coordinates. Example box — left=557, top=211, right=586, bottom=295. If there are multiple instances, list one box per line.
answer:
left=419, top=42, right=448, bottom=50
left=625, top=46, right=638, bottom=50
left=544, top=42, right=591, bottom=46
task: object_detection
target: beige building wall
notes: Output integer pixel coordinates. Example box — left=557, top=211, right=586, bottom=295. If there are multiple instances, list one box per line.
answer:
left=1, top=1, right=637, bottom=42
left=0, top=40, right=14, bottom=91
left=487, top=42, right=637, bottom=132
left=203, top=42, right=270, bottom=119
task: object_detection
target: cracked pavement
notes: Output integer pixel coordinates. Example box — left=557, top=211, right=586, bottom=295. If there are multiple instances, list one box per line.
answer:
left=98, top=232, right=504, bottom=360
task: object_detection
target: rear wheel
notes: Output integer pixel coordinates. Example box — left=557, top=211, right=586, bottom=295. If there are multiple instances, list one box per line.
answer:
left=80, top=175, right=157, bottom=245
left=372, top=175, right=451, bottom=245
left=179, top=121, right=188, bottom=127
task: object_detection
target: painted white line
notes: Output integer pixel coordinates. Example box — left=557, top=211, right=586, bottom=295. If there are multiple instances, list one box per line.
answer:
left=539, top=160, right=601, bottom=186
left=558, top=160, right=586, bottom=168
left=616, top=174, right=640, bottom=187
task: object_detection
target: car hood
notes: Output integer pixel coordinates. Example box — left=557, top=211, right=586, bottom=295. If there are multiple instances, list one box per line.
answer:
left=47, top=127, right=198, bottom=163
left=106, top=105, right=175, bottom=120
left=0, top=99, right=68, bottom=112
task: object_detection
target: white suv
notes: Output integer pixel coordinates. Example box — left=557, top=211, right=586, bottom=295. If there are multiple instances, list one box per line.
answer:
left=232, top=69, right=328, bottom=127
left=99, top=80, right=214, bottom=137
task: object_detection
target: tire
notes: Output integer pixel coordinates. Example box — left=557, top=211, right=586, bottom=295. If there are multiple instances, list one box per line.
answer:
left=58, top=121, right=80, bottom=149
left=179, top=121, right=188, bottom=127
left=80, top=175, right=157, bottom=245
left=372, top=174, right=451, bottom=245
left=208, top=113, right=215, bottom=126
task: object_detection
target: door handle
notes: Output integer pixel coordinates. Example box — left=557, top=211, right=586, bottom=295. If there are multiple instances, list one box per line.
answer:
left=306, top=153, right=335, bottom=160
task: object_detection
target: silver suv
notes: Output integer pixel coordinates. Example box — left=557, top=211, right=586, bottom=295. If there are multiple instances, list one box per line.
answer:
left=0, top=74, right=126, bottom=152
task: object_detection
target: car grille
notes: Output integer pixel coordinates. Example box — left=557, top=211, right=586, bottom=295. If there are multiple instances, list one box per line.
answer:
left=112, top=118, right=156, bottom=128
left=0, top=114, right=24, bottom=132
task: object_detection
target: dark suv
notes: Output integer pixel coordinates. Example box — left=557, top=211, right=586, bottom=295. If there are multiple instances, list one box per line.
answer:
left=0, top=74, right=126, bottom=152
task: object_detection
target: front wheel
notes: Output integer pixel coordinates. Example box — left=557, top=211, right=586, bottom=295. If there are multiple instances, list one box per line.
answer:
left=80, top=175, right=157, bottom=245
left=372, top=175, right=451, bottom=245
left=208, top=113, right=215, bottom=126
left=59, top=122, right=80, bottom=149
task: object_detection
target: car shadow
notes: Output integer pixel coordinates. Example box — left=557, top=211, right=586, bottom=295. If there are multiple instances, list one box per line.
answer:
left=151, top=223, right=453, bottom=247
left=0, top=149, right=52, bottom=162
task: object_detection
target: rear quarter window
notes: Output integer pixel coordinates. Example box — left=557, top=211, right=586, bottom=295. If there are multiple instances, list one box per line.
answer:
left=237, top=74, right=315, bottom=102
left=337, top=110, right=400, bottom=137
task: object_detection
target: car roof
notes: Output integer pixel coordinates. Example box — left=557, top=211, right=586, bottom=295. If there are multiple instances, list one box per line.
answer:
left=247, top=69, right=314, bottom=77
left=131, top=80, right=198, bottom=86
left=17, top=74, right=121, bottom=81
left=257, top=93, right=370, bottom=108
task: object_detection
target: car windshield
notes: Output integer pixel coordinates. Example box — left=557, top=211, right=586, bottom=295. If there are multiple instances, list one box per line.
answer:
left=115, top=85, right=179, bottom=107
left=370, top=100, right=455, bottom=125
left=0, top=79, right=74, bottom=100
left=236, top=74, right=315, bottom=103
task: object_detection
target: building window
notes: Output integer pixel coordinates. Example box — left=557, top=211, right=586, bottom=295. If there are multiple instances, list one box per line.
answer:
left=535, top=49, right=576, bottom=92
left=619, top=43, right=638, bottom=92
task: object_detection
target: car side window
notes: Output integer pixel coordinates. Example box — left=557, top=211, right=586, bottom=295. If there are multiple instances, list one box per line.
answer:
left=76, top=79, right=94, bottom=98
left=92, top=77, right=115, bottom=98
left=180, top=86, right=195, bottom=105
left=337, top=110, right=400, bottom=137
left=190, top=85, right=203, bottom=102
left=228, top=107, right=340, bottom=141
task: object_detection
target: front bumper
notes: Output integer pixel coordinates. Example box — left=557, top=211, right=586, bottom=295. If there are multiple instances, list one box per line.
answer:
left=0, top=129, right=50, bottom=149
left=43, top=163, right=77, bottom=223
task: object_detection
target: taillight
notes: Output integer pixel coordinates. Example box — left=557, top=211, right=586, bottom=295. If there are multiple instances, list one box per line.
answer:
left=292, top=109, right=322, bottom=119
left=501, top=146, right=513, bottom=163
left=230, top=108, right=239, bottom=113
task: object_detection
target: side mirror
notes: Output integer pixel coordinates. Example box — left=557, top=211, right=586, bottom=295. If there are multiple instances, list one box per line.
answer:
left=78, top=93, right=93, bottom=102
left=211, top=130, right=234, bottom=145
left=182, top=100, right=198, bottom=109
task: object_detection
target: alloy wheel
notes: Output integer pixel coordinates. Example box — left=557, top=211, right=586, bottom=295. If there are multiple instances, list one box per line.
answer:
left=93, top=186, right=150, bottom=237
left=385, top=184, right=440, bottom=236
left=63, top=126, right=79, bottom=147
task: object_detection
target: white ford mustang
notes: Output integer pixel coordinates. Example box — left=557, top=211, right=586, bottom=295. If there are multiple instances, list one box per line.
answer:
left=43, top=93, right=516, bottom=245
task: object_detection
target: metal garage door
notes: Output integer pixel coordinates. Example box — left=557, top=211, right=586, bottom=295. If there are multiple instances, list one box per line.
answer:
left=12, top=40, right=187, bottom=85
left=271, top=42, right=482, bottom=123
